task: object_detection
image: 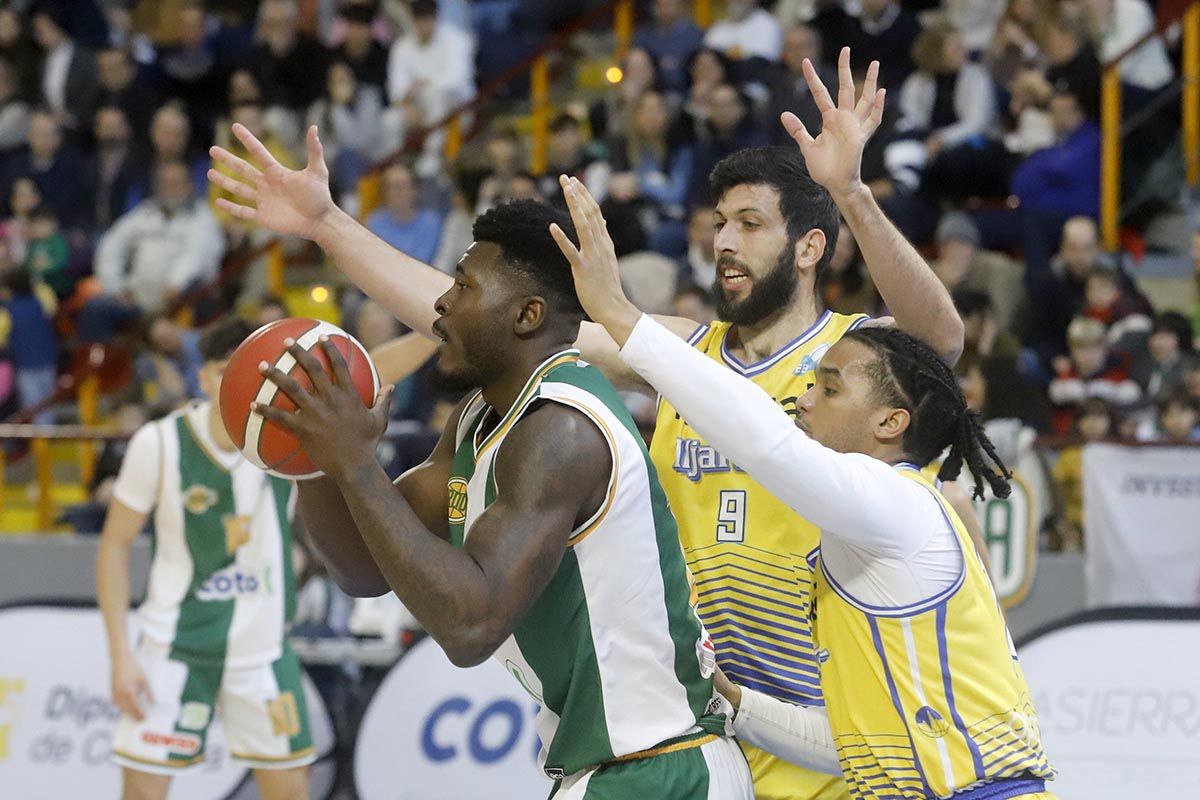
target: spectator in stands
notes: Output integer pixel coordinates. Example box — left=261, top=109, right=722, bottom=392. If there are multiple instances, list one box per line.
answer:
left=0, top=177, right=40, bottom=264
left=1085, top=0, right=1172, bottom=95
left=1041, top=7, right=1101, bottom=121
left=95, top=46, right=160, bottom=145
left=838, top=0, right=921, bottom=92
left=0, top=266, right=57, bottom=424
left=687, top=83, right=769, bottom=207
left=85, top=161, right=224, bottom=340
left=608, top=89, right=692, bottom=255
left=932, top=213, right=1026, bottom=335
left=387, top=0, right=475, bottom=126
left=136, top=314, right=205, bottom=403
left=1131, top=311, right=1196, bottom=402
left=539, top=113, right=610, bottom=203
left=0, top=8, right=40, bottom=104
left=1142, top=387, right=1200, bottom=444
left=764, top=25, right=835, bottom=146
left=308, top=61, right=384, bottom=203
left=1048, top=316, right=1141, bottom=433
left=634, top=0, right=704, bottom=96
left=892, top=22, right=1002, bottom=201
left=334, top=2, right=389, bottom=93
left=0, top=57, right=29, bottom=156
left=703, top=0, right=783, bottom=93
left=1, top=109, right=88, bottom=230
left=986, top=0, right=1048, bottom=86
left=89, top=105, right=139, bottom=231
left=366, top=162, right=444, bottom=265
left=1051, top=396, right=1114, bottom=551
left=1082, top=265, right=1151, bottom=345
left=31, top=3, right=98, bottom=131
left=1004, top=69, right=1056, bottom=157
left=22, top=205, right=70, bottom=298
left=209, top=100, right=297, bottom=227
left=251, top=0, right=329, bottom=113
left=675, top=47, right=735, bottom=146
left=256, top=294, right=288, bottom=326
left=673, top=283, right=716, bottom=324
left=590, top=45, right=661, bottom=142
left=1183, top=360, right=1200, bottom=406
left=678, top=204, right=716, bottom=289
left=127, top=103, right=208, bottom=207
left=159, top=1, right=226, bottom=147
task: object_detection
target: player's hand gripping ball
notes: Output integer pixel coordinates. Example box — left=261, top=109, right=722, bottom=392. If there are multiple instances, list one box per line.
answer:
left=220, top=318, right=380, bottom=479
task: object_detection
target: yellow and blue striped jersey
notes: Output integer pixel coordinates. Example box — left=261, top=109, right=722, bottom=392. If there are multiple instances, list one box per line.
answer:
left=812, top=467, right=1055, bottom=800
left=649, top=311, right=866, bottom=798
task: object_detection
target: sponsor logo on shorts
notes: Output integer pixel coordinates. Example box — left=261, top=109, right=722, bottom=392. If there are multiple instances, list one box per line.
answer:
left=267, top=692, right=301, bottom=737
left=196, top=566, right=261, bottom=601
left=142, top=731, right=202, bottom=755
left=183, top=485, right=219, bottom=515
left=447, top=478, right=468, bottom=524
left=177, top=702, right=211, bottom=731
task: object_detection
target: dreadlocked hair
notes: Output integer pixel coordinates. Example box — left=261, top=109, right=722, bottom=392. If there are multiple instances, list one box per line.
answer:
left=844, top=327, right=1012, bottom=500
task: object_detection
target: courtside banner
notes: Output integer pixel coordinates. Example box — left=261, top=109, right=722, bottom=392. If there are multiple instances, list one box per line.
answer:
left=0, top=604, right=334, bottom=800
left=1083, top=443, right=1200, bottom=606
left=355, top=636, right=549, bottom=800
left=1018, top=608, right=1200, bottom=797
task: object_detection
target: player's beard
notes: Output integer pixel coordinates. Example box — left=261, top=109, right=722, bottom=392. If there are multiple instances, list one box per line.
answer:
left=711, top=243, right=799, bottom=326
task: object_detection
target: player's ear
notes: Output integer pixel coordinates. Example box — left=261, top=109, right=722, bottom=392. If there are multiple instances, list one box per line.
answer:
left=875, top=406, right=910, bottom=445
left=514, top=296, right=548, bottom=336
left=794, top=227, right=826, bottom=278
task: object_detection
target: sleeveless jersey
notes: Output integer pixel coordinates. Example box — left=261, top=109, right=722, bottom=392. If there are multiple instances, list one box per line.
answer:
left=812, top=467, right=1055, bottom=800
left=136, top=402, right=297, bottom=669
left=448, top=350, right=717, bottom=779
left=649, top=311, right=867, bottom=706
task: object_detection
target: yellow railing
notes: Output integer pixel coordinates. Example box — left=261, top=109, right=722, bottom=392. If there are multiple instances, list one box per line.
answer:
left=1100, top=0, right=1200, bottom=251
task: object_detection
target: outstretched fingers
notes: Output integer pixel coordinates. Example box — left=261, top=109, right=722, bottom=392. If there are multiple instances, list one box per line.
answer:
left=803, top=57, right=836, bottom=114
left=206, top=168, right=257, bottom=203
left=855, top=60, right=880, bottom=122
left=232, top=123, right=282, bottom=170
left=836, top=46, right=854, bottom=110
left=780, top=111, right=815, bottom=150
left=305, top=125, right=329, bottom=177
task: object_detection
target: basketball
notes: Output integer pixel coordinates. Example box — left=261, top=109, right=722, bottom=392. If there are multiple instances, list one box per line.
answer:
left=219, top=318, right=380, bottom=479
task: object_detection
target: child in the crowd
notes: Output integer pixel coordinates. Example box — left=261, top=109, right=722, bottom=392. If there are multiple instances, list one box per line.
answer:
left=1051, top=397, right=1116, bottom=552
left=1048, top=317, right=1142, bottom=433
left=22, top=205, right=72, bottom=298
left=1141, top=387, right=1200, bottom=443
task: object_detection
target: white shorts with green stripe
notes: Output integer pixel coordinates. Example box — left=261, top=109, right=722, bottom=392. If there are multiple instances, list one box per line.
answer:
left=550, top=734, right=754, bottom=799
left=111, top=639, right=315, bottom=775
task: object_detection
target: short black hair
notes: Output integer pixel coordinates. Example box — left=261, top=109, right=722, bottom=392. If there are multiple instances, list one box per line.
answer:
left=709, top=146, right=840, bottom=280
left=471, top=200, right=584, bottom=317
left=1158, top=384, right=1200, bottom=416
left=1152, top=311, right=1195, bottom=354
left=846, top=326, right=1012, bottom=500
left=411, top=0, right=438, bottom=19
left=199, top=316, right=256, bottom=362
left=952, top=289, right=991, bottom=318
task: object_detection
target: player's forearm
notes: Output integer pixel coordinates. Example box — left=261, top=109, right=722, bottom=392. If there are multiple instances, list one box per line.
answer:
left=296, top=477, right=390, bottom=597
left=732, top=687, right=842, bottom=776
left=313, top=206, right=451, bottom=338
left=96, top=537, right=134, bottom=658
left=835, top=185, right=964, bottom=363
left=336, top=461, right=505, bottom=666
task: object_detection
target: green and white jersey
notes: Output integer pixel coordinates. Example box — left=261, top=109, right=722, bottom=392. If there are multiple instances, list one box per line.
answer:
left=112, top=401, right=296, bottom=669
left=448, top=350, right=718, bottom=778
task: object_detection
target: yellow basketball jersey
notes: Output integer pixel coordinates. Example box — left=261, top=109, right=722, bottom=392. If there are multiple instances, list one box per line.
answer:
left=650, top=311, right=866, bottom=799
left=812, top=468, right=1056, bottom=800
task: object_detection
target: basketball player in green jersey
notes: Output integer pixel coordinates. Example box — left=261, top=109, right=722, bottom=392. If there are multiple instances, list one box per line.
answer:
left=252, top=200, right=754, bottom=798
left=97, top=317, right=313, bottom=800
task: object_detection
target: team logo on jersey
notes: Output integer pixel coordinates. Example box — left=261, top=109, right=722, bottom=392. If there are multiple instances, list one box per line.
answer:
left=183, top=485, right=218, bottom=515
left=793, top=343, right=831, bottom=377
left=447, top=478, right=468, bottom=524
left=177, top=702, right=211, bottom=731
left=915, top=706, right=950, bottom=738
left=196, top=565, right=261, bottom=600
left=695, top=631, right=717, bottom=678
left=223, top=514, right=252, bottom=553
left=268, top=692, right=301, bottom=737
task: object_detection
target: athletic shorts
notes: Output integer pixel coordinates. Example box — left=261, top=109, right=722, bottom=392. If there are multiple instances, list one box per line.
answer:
left=111, top=639, right=315, bottom=774
left=742, top=741, right=850, bottom=800
left=548, top=732, right=754, bottom=799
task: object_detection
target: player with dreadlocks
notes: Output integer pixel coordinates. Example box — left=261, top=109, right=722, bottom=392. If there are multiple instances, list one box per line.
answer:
left=555, top=176, right=1056, bottom=800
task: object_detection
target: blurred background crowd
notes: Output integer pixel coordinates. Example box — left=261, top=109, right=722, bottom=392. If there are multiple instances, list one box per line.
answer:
left=0, top=0, right=1198, bottom=572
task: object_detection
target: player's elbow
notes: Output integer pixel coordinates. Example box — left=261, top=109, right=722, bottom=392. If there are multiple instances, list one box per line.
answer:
left=328, top=568, right=392, bottom=598
left=438, top=620, right=508, bottom=668
left=935, top=314, right=966, bottom=366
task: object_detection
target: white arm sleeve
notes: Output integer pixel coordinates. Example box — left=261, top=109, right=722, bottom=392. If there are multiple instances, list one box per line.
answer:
left=110, top=422, right=162, bottom=514
left=619, top=315, right=931, bottom=556
left=733, top=688, right=841, bottom=776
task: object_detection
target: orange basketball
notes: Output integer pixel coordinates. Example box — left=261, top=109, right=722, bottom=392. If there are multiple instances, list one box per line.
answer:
left=219, top=318, right=380, bottom=479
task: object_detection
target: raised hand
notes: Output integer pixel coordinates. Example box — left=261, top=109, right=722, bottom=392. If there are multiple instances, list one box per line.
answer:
left=208, top=124, right=338, bottom=240
left=548, top=176, right=642, bottom=346
left=781, top=47, right=885, bottom=200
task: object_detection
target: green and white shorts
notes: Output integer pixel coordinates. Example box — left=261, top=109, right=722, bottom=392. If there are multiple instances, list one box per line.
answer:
left=549, top=731, right=754, bottom=799
left=111, top=639, right=314, bottom=774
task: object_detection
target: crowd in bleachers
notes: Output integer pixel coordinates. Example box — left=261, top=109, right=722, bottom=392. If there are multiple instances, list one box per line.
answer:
left=0, top=0, right=1199, bottom=552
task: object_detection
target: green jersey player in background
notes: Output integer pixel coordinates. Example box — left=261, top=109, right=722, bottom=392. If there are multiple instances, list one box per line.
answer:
left=97, top=316, right=313, bottom=800
left=251, top=200, right=753, bottom=799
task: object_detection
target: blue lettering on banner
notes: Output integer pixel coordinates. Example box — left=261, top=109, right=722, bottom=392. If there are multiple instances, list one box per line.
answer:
left=422, top=697, right=470, bottom=761
left=421, top=696, right=539, bottom=764
left=469, top=700, right=523, bottom=763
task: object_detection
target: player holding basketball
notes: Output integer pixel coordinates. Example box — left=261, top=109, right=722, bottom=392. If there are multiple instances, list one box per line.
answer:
left=251, top=201, right=754, bottom=798
left=207, top=47, right=972, bottom=800
left=554, top=176, right=1058, bottom=800
left=96, top=317, right=314, bottom=800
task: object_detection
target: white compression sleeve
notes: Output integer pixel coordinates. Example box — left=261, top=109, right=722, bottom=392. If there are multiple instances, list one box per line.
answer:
left=733, top=688, right=842, bottom=776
